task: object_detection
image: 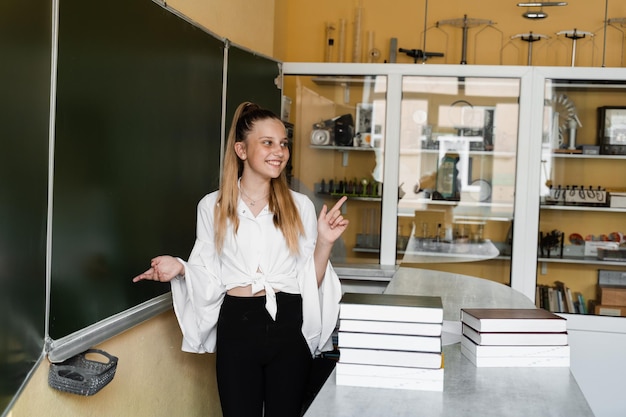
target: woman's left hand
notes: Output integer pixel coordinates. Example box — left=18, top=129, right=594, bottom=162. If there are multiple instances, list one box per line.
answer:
left=317, top=195, right=349, bottom=245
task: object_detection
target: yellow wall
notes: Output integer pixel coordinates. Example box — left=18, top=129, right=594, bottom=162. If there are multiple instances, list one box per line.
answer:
left=9, top=311, right=221, bottom=417
left=275, top=0, right=626, bottom=66
left=167, top=0, right=276, bottom=56
left=164, top=0, right=626, bottom=66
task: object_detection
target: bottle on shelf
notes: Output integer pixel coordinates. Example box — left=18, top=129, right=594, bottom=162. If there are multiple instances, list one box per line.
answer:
left=435, top=153, right=460, bottom=200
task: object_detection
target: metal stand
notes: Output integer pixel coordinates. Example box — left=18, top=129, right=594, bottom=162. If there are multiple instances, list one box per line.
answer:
left=511, top=32, right=549, bottom=65
left=556, top=29, right=594, bottom=67
left=437, top=14, right=496, bottom=64
left=567, top=118, right=579, bottom=150
left=398, top=48, right=444, bottom=63
left=607, top=18, right=626, bottom=67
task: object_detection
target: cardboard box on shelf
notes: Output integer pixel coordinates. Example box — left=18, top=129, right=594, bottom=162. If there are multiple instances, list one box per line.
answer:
left=609, top=193, right=626, bottom=208
left=594, top=304, right=626, bottom=317
left=584, top=241, right=619, bottom=257
left=599, top=286, right=626, bottom=306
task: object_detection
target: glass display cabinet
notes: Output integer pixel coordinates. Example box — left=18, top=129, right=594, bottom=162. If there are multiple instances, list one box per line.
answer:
left=282, top=63, right=535, bottom=293
left=534, top=68, right=626, bottom=317
left=396, top=75, right=519, bottom=286
left=281, top=65, right=626, bottom=417
left=286, top=74, right=387, bottom=266
left=282, top=62, right=626, bottom=319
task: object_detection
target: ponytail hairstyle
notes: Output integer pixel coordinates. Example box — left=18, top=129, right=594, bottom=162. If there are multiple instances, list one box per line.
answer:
left=214, top=102, right=304, bottom=254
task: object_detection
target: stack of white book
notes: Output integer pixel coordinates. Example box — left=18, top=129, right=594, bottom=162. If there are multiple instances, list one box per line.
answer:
left=336, top=292, right=444, bottom=391
left=460, top=308, right=570, bottom=367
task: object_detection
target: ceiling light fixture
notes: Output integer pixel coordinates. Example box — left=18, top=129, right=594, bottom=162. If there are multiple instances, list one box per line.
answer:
left=517, top=2, right=567, bottom=6
left=524, top=11, right=548, bottom=19
left=517, top=2, right=567, bottom=20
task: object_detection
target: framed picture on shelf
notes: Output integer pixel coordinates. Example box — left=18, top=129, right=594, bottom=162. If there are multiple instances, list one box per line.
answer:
left=438, top=102, right=495, bottom=151
left=598, top=106, right=626, bottom=154
left=457, top=106, right=495, bottom=151
left=356, top=102, right=373, bottom=147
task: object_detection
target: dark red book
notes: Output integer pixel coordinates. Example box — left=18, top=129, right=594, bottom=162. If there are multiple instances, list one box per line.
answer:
left=460, top=308, right=567, bottom=333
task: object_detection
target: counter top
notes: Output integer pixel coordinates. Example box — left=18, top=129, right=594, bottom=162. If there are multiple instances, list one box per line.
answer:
left=304, top=342, right=593, bottom=417
left=303, top=267, right=593, bottom=417
left=385, top=267, right=535, bottom=321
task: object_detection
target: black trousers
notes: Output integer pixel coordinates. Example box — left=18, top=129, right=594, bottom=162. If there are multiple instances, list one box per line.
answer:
left=216, top=292, right=313, bottom=417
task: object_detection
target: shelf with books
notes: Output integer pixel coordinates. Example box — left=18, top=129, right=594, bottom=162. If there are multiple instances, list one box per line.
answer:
left=537, top=75, right=626, bottom=319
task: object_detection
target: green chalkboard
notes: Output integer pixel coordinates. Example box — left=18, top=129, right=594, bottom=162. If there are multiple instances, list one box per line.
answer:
left=225, top=44, right=282, bottom=124
left=49, top=0, right=224, bottom=339
left=0, top=0, right=50, bottom=410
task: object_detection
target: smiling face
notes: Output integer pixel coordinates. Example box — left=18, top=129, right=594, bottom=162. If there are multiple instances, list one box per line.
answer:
left=235, top=117, right=289, bottom=182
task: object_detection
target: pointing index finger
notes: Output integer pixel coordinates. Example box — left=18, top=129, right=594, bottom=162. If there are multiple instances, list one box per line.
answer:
left=330, top=195, right=348, bottom=213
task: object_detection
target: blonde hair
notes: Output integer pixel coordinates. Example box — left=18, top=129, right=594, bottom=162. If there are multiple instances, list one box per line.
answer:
left=214, top=102, right=304, bottom=254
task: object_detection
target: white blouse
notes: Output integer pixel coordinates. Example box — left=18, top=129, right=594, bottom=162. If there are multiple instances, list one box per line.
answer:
left=170, top=189, right=342, bottom=356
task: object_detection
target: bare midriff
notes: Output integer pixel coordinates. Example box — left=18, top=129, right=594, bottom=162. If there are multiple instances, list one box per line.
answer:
left=226, top=284, right=280, bottom=297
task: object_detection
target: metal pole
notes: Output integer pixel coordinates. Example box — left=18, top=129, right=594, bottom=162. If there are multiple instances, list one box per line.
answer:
left=602, top=0, right=609, bottom=67
left=511, top=32, right=549, bottom=66
left=422, top=0, right=429, bottom=63
left=437, top=15, right=495, bottom=65
left=461, top=15, right=469, bottom=64
left=557, top=29, right=593, bottom=67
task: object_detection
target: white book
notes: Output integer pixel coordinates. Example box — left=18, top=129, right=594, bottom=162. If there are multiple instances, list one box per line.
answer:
left=462, top=324, right=568, bottom=346
left=336, top=363, right=444, bottom=392
left=461, top=335, right=570, bottom=358
left=461, top=345, right=570, bottom=368
left=338, top=331, right=442, bottom=353
left=460, top=308, right=567, bottom=333
left=339, top=293, right=443, bottom=324
left=339, top=319, right=443, bottom=337
left=339, top=347, right=443, bottom=369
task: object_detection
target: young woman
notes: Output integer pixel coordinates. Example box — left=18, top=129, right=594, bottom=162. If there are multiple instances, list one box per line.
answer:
left=133, top=102, right=349, bottom=417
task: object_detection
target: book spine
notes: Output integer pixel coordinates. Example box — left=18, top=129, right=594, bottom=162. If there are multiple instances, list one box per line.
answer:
left=461, top=346, right=570, bottom=367
left=336, top=373, right=444, bottom=391
left=338, top=331, right=442, bottom=352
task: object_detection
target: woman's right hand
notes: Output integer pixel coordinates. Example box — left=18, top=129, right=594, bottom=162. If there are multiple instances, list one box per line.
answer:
left=132, top=255, right=184, bottom=283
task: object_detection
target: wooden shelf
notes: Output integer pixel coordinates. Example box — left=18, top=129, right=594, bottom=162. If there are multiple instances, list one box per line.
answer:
left=540, top=204, right=626, bottom=213
left=311, top=75, right=375, bottom=86
left=548, top=153, right=626, bottom=160
left=538, top=256, right=626, bottom=267
left=316, top=192, right=381, bottom=202
left=412, top=148, right=516, bottom=158
left=310, top=144, right=378, bottom=152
